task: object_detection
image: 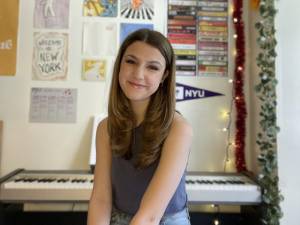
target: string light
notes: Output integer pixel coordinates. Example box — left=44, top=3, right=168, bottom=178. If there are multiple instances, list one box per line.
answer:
left=233, top=49, right=237, bottom=56
left=222, top=1, right=247, bottom=173
left=222, top=127, right=228, bottom=132
left=221, top=110, right=230, bottom=119
left=211, top=204, right=220, bottom=225
left=213, top=219, right=220, bottom=225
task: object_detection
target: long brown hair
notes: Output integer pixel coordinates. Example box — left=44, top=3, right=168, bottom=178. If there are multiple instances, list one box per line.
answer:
left=108, top=29, right=176, bottom=169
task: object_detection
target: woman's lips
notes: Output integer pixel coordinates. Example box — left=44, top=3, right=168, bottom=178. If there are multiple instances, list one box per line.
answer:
left=128, top=81, right=146, bottom=89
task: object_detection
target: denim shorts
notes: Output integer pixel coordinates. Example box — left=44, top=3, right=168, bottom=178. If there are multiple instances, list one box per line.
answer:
left=110, top=207, right=191, bottom=225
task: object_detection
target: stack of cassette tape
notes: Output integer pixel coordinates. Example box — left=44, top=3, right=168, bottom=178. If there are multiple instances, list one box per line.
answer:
left=197, top=0, right=229, bottom=77
left=168, top=0, right=229, bottom=77
left=168, top=0, right=197, bottom=76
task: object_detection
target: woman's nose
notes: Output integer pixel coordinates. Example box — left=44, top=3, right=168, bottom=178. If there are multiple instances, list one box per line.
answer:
left=133, top=66, right=144, bottom=79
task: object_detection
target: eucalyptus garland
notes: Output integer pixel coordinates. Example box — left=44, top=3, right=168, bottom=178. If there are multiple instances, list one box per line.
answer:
left=254, top=0, right=283, bottom=224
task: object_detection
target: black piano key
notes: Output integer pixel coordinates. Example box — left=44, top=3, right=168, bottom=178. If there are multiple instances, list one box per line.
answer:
left=146, top=9, right=151, bottom=20
left=126, top=9, right=132, bottom=18
left=132, top=10, right=136, bottom=19
left=121, top=8, right=127, bottom=15
left=14, top=178, right=24, bottom=182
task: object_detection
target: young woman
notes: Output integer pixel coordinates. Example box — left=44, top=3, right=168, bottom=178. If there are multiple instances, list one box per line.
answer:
left=87, top=29, right=193, bottom=225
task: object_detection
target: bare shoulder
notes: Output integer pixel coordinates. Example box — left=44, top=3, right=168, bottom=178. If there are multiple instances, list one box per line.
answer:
left=97, top=117, right=108, bottom=135
left=170, top=112, right=193, bottom=137
left=96, top=117, right=110, bottom=149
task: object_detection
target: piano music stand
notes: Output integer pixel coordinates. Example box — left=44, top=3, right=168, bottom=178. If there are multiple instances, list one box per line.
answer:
left=89, top=114, right=107, bottom=173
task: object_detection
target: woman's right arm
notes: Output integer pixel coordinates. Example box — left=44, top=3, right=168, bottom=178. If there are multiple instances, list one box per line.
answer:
left=87, top=118, right=112, bottom=225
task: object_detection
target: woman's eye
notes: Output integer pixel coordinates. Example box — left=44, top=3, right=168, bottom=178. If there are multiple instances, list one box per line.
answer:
left=125, top=59, right=135, bottom=64
left=148, top=65, right=159, bottom=71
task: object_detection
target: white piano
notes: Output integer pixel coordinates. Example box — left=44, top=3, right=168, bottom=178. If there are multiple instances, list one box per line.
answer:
left=0, top=169, right=261, bottom=205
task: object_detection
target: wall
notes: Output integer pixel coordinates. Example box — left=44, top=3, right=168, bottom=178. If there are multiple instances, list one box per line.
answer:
left=275, top=0, right=300, bottom=224
left=0, top=1, right=253, bottom=178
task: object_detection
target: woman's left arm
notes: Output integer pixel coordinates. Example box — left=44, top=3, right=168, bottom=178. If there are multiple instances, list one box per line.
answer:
left=130, top=114, right=193, bottom=225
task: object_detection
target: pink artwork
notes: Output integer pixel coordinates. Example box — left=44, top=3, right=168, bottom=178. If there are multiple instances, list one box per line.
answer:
left=34, top=0, right=70, bottom=29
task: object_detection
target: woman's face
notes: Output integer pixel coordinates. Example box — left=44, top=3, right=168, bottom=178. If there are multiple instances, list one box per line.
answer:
left=118, top=41, right=167, bottom=106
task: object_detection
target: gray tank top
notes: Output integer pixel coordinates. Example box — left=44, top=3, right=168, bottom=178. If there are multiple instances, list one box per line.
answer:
left=111, top=124, right=187, bottom=215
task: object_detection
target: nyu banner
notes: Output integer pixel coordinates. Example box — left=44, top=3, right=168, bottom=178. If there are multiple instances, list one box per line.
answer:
left=176, top=83, right=224, bottom=102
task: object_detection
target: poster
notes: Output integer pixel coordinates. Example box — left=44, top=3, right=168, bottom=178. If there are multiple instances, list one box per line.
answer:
left=32, top=32, right=68, bottom=81
left=83, top=0, right=117, bottom=17
left=34, top=0, right=70, bottom=29
left=120, top=23, right=153, bottom=43
left=82, top=22, right=117, bottom=56
left=120, top=0, right=154, bottom=20
left=82, top=59, right=107, bottom=81
left=0, top=0, right=19, bottom=75
left=29, top=88, right=77, bottom=123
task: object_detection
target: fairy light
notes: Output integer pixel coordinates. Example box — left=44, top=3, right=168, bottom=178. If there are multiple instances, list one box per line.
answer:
left=212, top=204, right=220, bottom=225
left=232, top=0, right=247, bottom=172
left=221, top=110, right=230, bottom=119
left=233, top=49, right=237, bottom=56
left=213, top=219, right=220, bottom=225
left=222, top=73, right=235, bottom=171
left=220, top=1, right=244, bottom=172
left=222, top=127, right=228, bottom=132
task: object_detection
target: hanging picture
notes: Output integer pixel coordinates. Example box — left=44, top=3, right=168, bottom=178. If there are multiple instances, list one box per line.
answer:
left=120, top=23, right=153, bottom=43
left=82, top=22, right=117, bottom=56
left=29, top=87, right=77, bottom=123
left=34, top=0, right=70, bottom=29
left=83, top=0, right=117, bottom=17
left=32, top=32, right=68, bottom=81
left=0, top=0, right=19, bottom=75
left=82, top=59, right=107, bottom=81
left=120, top=0, right=154, bottom=20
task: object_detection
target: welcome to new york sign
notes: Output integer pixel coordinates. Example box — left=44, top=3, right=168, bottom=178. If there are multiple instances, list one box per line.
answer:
left=176, top=83, right=224, bottom=102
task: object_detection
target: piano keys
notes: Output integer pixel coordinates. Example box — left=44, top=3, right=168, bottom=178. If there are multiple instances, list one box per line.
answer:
left=0, top=169, right=261, bottom=205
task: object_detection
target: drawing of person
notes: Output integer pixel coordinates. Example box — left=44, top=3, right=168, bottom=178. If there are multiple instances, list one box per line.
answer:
left=43, top=0, right=55, bottom=17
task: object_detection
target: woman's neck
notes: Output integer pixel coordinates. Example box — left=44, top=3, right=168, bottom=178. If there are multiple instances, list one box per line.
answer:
left=131, top=100, right=149, bottom=126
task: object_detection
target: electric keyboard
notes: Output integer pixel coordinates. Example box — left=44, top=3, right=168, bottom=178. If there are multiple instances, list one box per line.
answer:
left=0, top=169, right=261, bottom=205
